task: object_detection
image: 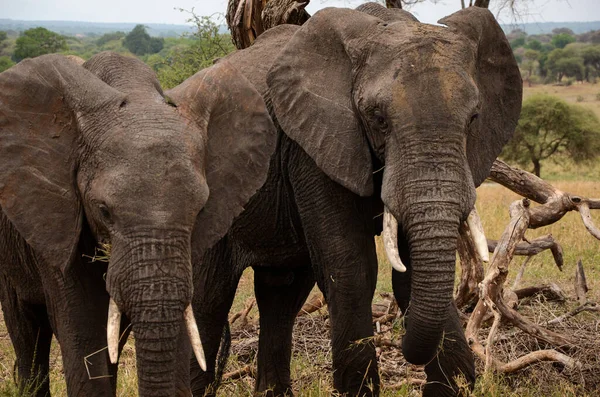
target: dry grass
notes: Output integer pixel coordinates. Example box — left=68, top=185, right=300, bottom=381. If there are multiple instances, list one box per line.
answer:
left=524, top=82, right=600, bottom=120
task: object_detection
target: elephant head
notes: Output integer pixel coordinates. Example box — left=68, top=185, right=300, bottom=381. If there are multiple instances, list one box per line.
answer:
left=267, top=5, right=521, bottom=365
left=0, top=52, right=275, bottom=395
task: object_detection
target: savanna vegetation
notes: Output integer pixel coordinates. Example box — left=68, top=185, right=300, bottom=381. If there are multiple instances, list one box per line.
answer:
left=0, top=3, right=599, bottom=396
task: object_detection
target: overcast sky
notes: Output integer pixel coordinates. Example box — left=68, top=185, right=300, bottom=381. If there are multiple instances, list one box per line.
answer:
left=2, top=0, right=598, bottom=25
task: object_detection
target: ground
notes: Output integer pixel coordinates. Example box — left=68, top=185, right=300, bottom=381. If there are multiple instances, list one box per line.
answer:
left=1, top=84, right=599, bottom=396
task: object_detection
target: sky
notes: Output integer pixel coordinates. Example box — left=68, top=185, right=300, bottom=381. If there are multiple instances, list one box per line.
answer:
left=1, top=0, right=599, bottom=26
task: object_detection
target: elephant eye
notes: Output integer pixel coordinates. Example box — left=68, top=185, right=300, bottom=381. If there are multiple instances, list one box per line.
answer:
left=469, top=113, right=479, bottom=125
left=98, top=203, right=112, bottom=223
left=373, top=110, right=388, bottom=131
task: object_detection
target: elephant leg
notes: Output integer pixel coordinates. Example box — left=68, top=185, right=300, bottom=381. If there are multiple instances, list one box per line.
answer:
left=253, top=263, right=314, bottom=397
left=392, top=238, right=475, bottom=397
left=191, top=239, right=242, bottom=397
left=43, top=261, right=118, bottom=396
left=0, top=277, right=52, bottom=397
left=290, top=155, right=380, bottom=396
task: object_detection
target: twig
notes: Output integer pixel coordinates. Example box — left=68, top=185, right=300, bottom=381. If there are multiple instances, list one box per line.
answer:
left=229, top=298, right=255, bottom=326
left=547, top=302, right=599, bottom=325
left=223, top=364, right=254, bottom=380
left=574, top=259, right=589, bottom=305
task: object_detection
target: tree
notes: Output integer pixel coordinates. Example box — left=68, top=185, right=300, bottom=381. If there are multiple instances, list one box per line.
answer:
left=0, top=55, right=14, bottom=72
left=123, top=25, right=164, bottom=55
left=502, top=94, right=600, bottom=176
left=546, top=48, right=584, bottom=82
left=13, top=27, right=68, bottom=62
left=155, top=13, right=234, bottom=89
left=97, top=31, right=125, bottom=47
left=582, top=45, right=600, bottom=80
left=526, top=39, right=542, bottom=51
left=551, top=32, right=576, bottom=49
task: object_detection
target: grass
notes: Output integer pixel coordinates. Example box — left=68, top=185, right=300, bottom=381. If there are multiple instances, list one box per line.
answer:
left=1, top=83, right=599, bottom=395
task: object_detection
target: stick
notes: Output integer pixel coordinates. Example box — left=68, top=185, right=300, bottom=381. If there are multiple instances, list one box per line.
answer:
left=574, top=259, right=589, bottom=305
left=547, top=302, right=599, bottom=325
left=223, top=365, right=254, bottom=380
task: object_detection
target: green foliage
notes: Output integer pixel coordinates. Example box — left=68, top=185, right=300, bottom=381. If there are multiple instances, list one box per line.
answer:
left=510, top=36, right=526, bottom=49
left=13, top=27, right=68, bottom=62
left=526, top=39, right=543, bottom=51
left=502, top=94, right=600, bottom=176
left=153, top=12, right=234, bottom=89
left=0, top=55, right=14, bottom=72
left=123, top=25, right=164, bottom=55
left=546, top=48, right=585, bottom=81
left=551, top=32, right=576, bottom=49
left=96, top=31, right=125, bottom=46
left=576, top=95, right=585, bottom=102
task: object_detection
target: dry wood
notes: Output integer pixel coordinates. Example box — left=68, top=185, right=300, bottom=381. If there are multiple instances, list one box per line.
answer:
left=229, top=298, right=255, bottom=326
left=385, top=378, right=427, bottom=389
left=226, top=0, right=310, bottom=49
left=374, top=335, right=402, bottom=349
left=466, top=198, right=580, bottom=376
left=490, top=159, right=600, bottom=234
left=223, top=364, right=255, bottom=380
left=513, top=283, right=566, bottom=302
left=298, top=292, right=326, bottom=316
left=547, top=302, right=600, bottom=325
left=574, top=259, right=589, bottom=305
left=385, top=0, right=403, bottom=8
left=456, top=221, right=485, bottom=308
left=487, top=234, right=563, bottom=270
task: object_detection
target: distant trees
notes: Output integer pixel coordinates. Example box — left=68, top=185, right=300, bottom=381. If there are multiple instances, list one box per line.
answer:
left=0, top=56, right=14, bottom=72
left=13, top=27, right=68, bottom=61
left=502, top=94, right=600, bottom=177
left=123, top=25, right=164, bottom=55
left=97, top=31, right=125, bottom=47
left=551, top=32, right=576, bottom=49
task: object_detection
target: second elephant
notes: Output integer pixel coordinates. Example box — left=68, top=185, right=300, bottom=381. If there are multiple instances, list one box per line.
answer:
left=184, top=4, right=522, bottom=397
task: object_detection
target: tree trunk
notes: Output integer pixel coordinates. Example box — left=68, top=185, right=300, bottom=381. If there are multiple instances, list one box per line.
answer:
left=226, top=0, right=310, bottom=50
left=532, top=159, right=541, bottom=177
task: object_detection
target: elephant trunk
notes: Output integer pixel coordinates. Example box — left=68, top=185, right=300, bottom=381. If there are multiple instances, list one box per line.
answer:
left=382, top=130, right=475, bottom=365
left=401, top=215, right=461, bottom=364
left=105, top=234, right=202, bottom=396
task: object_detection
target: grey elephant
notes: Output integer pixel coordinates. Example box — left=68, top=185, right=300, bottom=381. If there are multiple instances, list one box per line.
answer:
left=0, top=52, right=275, bottom=396
left=186, top=3, right=521, bottom=397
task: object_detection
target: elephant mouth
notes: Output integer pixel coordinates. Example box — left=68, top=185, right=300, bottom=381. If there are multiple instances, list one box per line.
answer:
left=106, top=298, right=207, bottom=371
left=382, top=205, right=489, bottom=273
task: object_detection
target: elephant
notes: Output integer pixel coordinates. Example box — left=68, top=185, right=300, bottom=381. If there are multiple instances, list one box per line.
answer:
left=186, top=3, right=522, bottom=397
left=0, top=51, right=275, bottom=396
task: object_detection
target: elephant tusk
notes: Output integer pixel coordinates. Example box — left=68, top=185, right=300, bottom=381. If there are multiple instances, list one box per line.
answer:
left=467, top=207, right=490, bottom=262
left=107, top=298, right=121, bottom=364
left=184, top=304, right=207, bottom=372
left=383, top=207, right=406, bottom=273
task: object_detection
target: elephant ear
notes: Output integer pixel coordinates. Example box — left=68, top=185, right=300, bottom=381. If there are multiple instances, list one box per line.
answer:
left=267, top=8, right=383, bottom=197
left=439, top=7, right=522, bottom=187
left=166, top=61, right=276, bottom=253
left=0, top=54, right=123, bottom=271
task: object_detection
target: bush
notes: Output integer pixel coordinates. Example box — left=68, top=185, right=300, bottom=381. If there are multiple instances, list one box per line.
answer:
left=576, top=95, right=585, bottom=102
left=0, top=55, right=14, bottom=72
left=596, top=92, right=600, bottom=101
left=564, top=78, right=574, bottom=86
